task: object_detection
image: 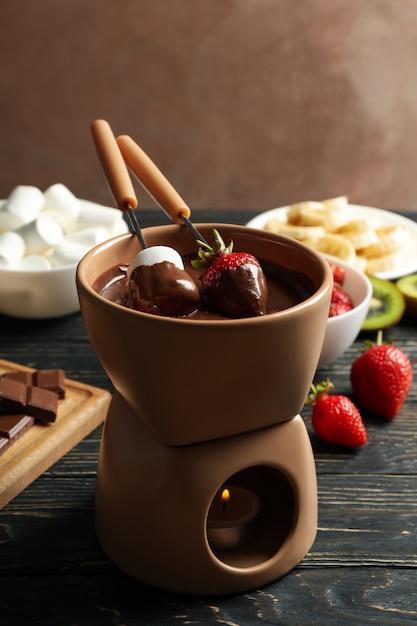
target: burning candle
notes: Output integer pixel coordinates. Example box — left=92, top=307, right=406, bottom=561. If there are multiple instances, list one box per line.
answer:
left=207, top=485, right=260, bottom=550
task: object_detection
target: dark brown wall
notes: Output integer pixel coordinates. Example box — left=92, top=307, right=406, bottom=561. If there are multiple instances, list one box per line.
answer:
left=1, top=0, right=417, bottom=211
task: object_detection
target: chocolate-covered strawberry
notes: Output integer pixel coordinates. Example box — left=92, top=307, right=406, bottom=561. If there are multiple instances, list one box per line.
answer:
left=192, top=229, right=268, bottom=318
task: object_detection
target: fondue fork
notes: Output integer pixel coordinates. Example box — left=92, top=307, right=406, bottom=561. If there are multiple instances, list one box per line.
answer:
left=91, top=119, right=147, bottom=249
left=116, top=134, right=209, bottom=245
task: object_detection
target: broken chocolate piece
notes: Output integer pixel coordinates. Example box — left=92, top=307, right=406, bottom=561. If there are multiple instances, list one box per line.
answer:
left=0, top=376, right=59, bottom=423
left=3, top=371, right=33, bottom=386
left=0, top=413, right=35, bottom=438
left=26, top=386, right=58, bottom=423
left=34, top=369, right=65, bottom=398
left=3, top=368, right=66, bottom=399
left=0, top=378, right=28, bottom=412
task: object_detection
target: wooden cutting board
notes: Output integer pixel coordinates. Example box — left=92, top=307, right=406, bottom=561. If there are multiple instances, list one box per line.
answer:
left=0, top=359, right=111, bottom=510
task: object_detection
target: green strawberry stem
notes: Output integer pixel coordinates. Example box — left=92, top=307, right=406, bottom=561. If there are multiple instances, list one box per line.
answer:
left=306, top=379, right=335, bottom=405
left=362, top=329, right=384, bottom=352
left=191, top=228, right=234, bottom=270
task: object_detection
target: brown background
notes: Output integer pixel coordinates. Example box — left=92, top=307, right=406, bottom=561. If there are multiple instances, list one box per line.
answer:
left=1, top=0, right=417, bottom=212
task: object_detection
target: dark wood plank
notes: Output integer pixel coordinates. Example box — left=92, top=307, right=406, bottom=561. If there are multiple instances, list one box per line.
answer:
left=2, top=473, right=415, bottom=572
left=1, top=569, right=416, bottom=625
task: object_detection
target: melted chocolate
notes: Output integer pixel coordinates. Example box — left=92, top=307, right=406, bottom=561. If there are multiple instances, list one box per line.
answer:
left=94, top=255, right=315, bottom=320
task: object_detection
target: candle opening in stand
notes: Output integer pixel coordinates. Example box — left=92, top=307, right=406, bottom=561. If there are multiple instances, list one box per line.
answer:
left=207, top=485, right=260, bottom=551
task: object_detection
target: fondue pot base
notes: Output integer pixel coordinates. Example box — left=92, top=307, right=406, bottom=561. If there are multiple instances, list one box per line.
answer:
left=95, top=392, right=318, bottom=595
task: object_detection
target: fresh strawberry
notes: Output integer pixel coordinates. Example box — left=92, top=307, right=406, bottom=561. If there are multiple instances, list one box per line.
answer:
left=350, top=330, right=413, bottom=419
left=329, top=284, right=354, bottom=317
left=306, top=379, right=367, bottom=447
left=192, top=229, right=268, bottom=318
left=328, top=262, right=345, bottom=285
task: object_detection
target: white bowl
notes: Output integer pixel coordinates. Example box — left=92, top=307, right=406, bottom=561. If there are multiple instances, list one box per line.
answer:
left=0, top=195, right=128, bottom=319
left=319, top=254, right=372, bottom=367
left=0, top=263, right=81, bottom=319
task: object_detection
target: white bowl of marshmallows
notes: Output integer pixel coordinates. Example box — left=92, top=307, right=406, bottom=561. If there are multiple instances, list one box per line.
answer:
left=0, top=184, right=128, bottom=319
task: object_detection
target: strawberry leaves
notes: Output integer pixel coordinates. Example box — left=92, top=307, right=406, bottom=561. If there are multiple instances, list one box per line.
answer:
left=191, top=228, right=233, bottom=269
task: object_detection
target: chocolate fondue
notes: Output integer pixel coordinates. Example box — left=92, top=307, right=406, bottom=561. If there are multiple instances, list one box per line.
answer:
left=94, top=254, right=315, bottom=320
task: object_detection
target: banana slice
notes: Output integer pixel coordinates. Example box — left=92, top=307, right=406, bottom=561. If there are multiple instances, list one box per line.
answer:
left=320, top=195, right=349, bottom=211
left=362, top=225, right=406, bottom=258
left=319, top=195, right=350, bottom=230
left=353, top=255, right=369, bottom=272
left=264, top=218, right=325, bottom=241
left=303, top=234, right=357, bottom=264
left=342, top=227, right=378, bottom=251
left=337, top=219, right=374, bottom=233
left=287, top=196, right=350, bottom=231
left=365, top=250, right=406, bottom=274
left=286, top=201, right=324, bottom=225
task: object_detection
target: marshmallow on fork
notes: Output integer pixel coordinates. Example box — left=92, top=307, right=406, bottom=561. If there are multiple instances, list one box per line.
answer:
left=91, top=119, right=202, bottom=316
left=127, top=245, right=185, bottom=279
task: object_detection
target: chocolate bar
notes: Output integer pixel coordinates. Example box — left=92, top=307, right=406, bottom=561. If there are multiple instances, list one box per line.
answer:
left=0, top=367, right=67, bottom=457
left=0, top=413, right=35, bottom=439
left=27, top=386, right=58, bottom=423
left=4, top=368, right=66, bottom=399
left=35, top=369, right=65, bottom=398
left=0, top=378, right=27, bottom=412
left=0, top=413, right=35, bottom=457
left=0, top=375, right=59, bottom=423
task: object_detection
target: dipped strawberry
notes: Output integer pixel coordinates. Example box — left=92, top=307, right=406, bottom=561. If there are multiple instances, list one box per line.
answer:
left=127, top=245, right=200, bottom=317
left=192, top=229, right=268, bottom=318
left=350, top=330, right=413, bottom=419
left=306, top=379, right=367, bottom=447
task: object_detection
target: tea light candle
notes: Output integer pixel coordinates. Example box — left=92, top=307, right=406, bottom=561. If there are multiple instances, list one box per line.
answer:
left=207, top=486, right=260, bottom=550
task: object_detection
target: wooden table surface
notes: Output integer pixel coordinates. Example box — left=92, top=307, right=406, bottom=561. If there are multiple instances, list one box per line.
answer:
left=1, top=209, right=416, bottom=626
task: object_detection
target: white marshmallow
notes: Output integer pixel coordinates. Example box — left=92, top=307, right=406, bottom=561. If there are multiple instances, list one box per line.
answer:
left=75, top=199, right=124, bottom=234
left=43, top=183, right=81, bottom=230
left=49, top=240, right=89, bottom=267
left=64, top=226, right=109, bottom=248
left=0, top=231, right=26, bottom=267
left=15, top=213, right=63, bottom=255
left=16, top=254, right=52, bottom=270
left=127, top=245, right=184, bottom=279
left=5, top=185, right=44, bottom=223
left=0, top=210, right=24, bottom=232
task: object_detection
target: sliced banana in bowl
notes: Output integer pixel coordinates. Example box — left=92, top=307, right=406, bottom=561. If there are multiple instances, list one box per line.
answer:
left=247, top=199, right=417, bottom=280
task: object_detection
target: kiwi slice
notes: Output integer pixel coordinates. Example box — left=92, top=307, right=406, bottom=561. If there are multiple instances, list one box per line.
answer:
left=361, top=275, right=405, bottom=331
left=397, top=273, right=417, bottom=316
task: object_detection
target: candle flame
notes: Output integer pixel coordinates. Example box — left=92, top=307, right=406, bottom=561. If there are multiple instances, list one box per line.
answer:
left=221, top=488, right=230, bottom=503
left=221, top=488, right=230, bottom=513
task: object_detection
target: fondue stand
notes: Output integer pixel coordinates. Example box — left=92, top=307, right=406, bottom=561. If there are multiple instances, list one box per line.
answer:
left=77, top=222, right=331, bottom=596
left=81, top=122, right=331, bottom=595
left=95, top=391, right=318, bottom=595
